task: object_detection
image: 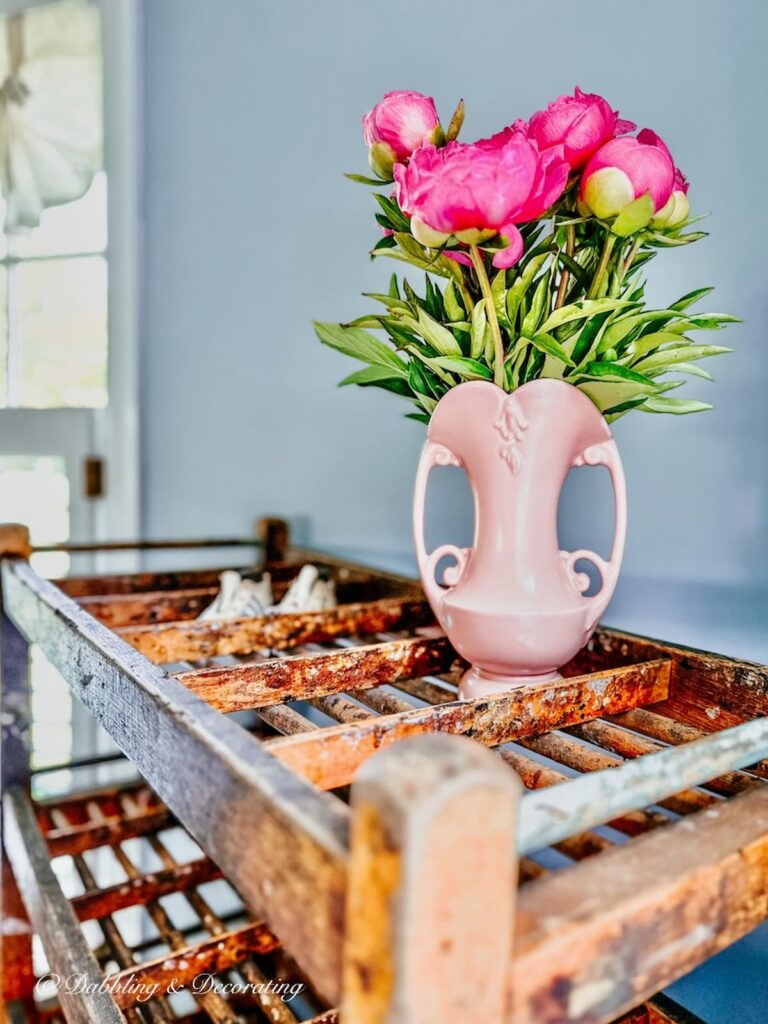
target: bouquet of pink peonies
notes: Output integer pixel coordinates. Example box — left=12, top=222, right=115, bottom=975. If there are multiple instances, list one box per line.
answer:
left=315, top=88, right=737, bottom=422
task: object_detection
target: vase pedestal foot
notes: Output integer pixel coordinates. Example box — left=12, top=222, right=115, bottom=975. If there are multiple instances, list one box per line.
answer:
left=459, top=666, right=563, bottom=701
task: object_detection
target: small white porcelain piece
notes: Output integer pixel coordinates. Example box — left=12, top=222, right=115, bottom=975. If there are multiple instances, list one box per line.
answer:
left=197, top=570, right=273, bottom=621
left=197, top=565, right=336, bottom=621
left=275, top=565, right=336, bottom=613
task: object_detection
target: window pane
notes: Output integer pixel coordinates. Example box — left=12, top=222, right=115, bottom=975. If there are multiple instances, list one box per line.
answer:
left=31, top=646, right=73, bottom=772
left=0, top=267, right=6, bottom=408
left=15, top=255, right=108, bottom=408
left=8, top=172, right=107, bottom=259
left=0, top=454, right=70, bottom=577
left=0, top=455, right=73, bottom=778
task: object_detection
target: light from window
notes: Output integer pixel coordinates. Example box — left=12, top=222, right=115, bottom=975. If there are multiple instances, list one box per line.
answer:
left=0, top=1, right=107, bottom=409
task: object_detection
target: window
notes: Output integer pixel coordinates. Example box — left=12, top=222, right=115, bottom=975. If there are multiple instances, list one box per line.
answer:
left=0, top=0, right=107, bottom=409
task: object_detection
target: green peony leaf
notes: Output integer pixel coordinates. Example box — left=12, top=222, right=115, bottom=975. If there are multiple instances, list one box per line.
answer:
left=656, top=362, right=714, bottom=381
left=506, top=254, right=549, bottom=329
left=339, top=365, right=408, bottom=387
left=670, top=286, right=714, bottom=311
left=622, top=330, right=692, bottom=361
left=645, top=230, right=708, bottom=247
left=371, top=235, right=397, bottom=253
left=373, top=193, right=410, bottom=232
left=569, top=313, right=612, bottom=369
left=528, top=332, right=575, bottom=367
left=683, top=313, right=741, bottom=329
left=470, top=300, right=488, bottom=360
left=639, top=396, right=713, bottom=414
left=428, top=356, right=493, bottom=381
left=578, top=379, right=660, bottom=412
left=412, top=308, right=463, bottom=356
left=582, top=361, right=657, bottom=386
left=363, top=292, right=412, bottom=312
left=313, top=322, right=408, bottom=374
left=345, top=172, right=390, bottom=186
left=538, top=298, right=631, bottom=336
left=521, top=276, right=550, bottom=336
left=443, top=280, right=464, bottom=321
left=491, top=269, right=512, bottom=330
left=634, top=344, right=732, bottom=373
left=599, top=310, right=688, bottom=351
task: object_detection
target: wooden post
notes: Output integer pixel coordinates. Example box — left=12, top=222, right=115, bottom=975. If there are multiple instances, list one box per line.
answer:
left=0, top=524, right=34, bottom=1004
left=342, top=734, right=521, bottom=1024
left=256, top=517, right=290, bottom=564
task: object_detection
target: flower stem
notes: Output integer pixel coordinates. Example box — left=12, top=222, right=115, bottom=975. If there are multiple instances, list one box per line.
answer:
left=469, top=244, right=506, bottom=389
left=623, top=236, right=642, bottom=276
left=456, top=272, right=475, bottom=316
left=555, top=223, right=576, bottom=309
left=587, top=232, right=617, bottom=299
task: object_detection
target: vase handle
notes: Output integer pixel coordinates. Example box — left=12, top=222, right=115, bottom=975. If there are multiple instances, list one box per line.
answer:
left=562, top=439, right=627, bottom=631
left=413, top=440, right=470, bottom=622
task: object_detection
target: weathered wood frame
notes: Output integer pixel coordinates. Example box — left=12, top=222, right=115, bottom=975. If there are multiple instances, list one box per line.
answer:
left=2, top=523, right=768, bottom=1023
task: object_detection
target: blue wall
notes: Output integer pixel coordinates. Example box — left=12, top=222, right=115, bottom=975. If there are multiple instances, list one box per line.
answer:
left=141, top=0, right=767, bottom=591
left=139, top=4, right=768, bottom=1020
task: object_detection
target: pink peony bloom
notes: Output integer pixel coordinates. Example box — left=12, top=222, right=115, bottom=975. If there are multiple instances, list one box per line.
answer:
left=363, top=91, right=440, bottom=164
left=637, top=128, right=689, bottom=194
left=580, top=135, right=675, bottom=219
left=394, top=132, right=568, bottom=268
left=525, top=87, right=635, bottom=170
left=635, top=129, right=690, bottom=227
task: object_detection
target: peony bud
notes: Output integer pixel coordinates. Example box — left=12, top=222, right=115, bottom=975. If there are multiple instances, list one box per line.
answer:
left=368, top=141, right=397, bottom=181
left=582, top=167, right=635, bottom=219
left=580, top=136, right=674, bottom=221
left=363, top=91, right=441, bottom=178
left=652, top=190, right=690, bottom=228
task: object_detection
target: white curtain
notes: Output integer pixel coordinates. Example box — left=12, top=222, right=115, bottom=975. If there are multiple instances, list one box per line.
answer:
left=0, top=0, right=101, bottom=231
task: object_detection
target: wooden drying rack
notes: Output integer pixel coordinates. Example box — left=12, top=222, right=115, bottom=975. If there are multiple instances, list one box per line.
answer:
left=2, top=519, right=767, bottom=1024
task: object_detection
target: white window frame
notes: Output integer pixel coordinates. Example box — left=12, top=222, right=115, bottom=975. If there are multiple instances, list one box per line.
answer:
left=94, top=0, right=141, bottom=544
left=0, top=0, right=142, bottom=545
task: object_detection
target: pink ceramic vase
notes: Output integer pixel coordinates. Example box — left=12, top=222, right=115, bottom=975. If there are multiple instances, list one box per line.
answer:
left=413, top=379, right=627, bottom=700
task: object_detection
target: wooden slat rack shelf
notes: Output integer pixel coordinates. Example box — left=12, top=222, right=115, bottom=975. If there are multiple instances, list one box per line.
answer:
left=1, top=520, right=766, bottom=1024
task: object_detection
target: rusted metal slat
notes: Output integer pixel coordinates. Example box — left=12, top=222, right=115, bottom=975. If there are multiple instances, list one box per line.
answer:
left=176, top=635, right=461, bottom=711
left=266, top=660, right=671, bottom=790
left=517, top=715, right=768, bottom=856
left=569, top=718, right=759, bottom=797
left=58, top=565, right=262, bottom=598
left=104, top=921, right=281, bottom=1010
left=76, top=586, right=221, bottom=626
left=45, top=808, right=172, bottom=858
left=522, top=732, right=714, bottom=817
left=70, top=856, right=223, bottom=922
left=119, top=597, right=435, bottom=663
left=1, top=558, right=349, bottom=1004
left=610, top=707, right=768, bottom=780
